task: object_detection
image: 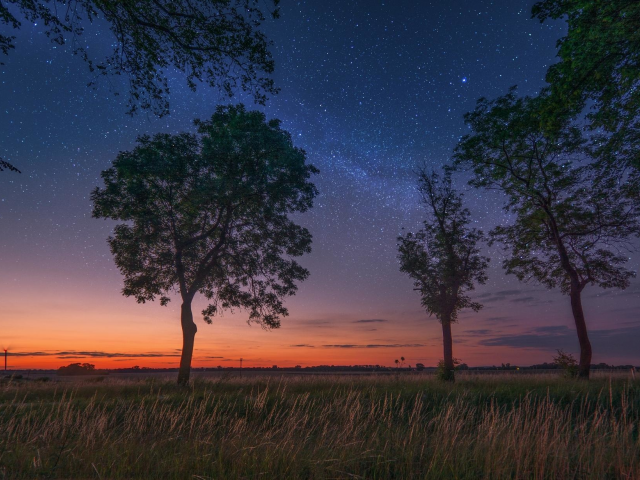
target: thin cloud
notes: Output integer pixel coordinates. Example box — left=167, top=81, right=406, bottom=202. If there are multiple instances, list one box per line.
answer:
left=354, top=319, right=388, bottom=323
left=464, top=329, right=491, bottom=336
left=478, top=325, right=640, bottom=357
left=321, top=344, right=424, bottom=349
left=476, top=289, right=554, bottom=306
left=511, top=296, right=536, bottom=303
left=477, top=290, right=524, bottom=303
left=484, top=316, right=511, bottom=323
left=9, top=350, right=181, bottom=358
left=496, top=290, right=524, bottom=296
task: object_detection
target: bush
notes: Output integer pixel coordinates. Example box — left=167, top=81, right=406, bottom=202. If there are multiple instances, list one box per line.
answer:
left=553, top=350, right=579, bottom=378
left=436, top=358, right=462, bottom=381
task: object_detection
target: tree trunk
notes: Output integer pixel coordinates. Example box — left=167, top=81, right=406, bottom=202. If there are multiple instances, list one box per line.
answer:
left=177, top=301, right=197, bottom=386
left=441, top=319, right=455, bottom=382
left=569, top=284, right=592, bottom=379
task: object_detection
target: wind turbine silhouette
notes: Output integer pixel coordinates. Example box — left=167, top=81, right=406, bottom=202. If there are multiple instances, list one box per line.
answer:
left=1, top=345, right=14, bottom=372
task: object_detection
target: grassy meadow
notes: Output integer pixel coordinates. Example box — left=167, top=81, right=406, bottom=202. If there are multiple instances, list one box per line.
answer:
left=0, top=372, right=639, bottom=479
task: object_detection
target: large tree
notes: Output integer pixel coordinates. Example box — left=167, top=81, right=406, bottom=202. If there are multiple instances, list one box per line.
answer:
left=92, top=105, right=317, bottom=385
left=2, top=0, right=279, bottom=115
left=454, top=90, right=639, bottom=379
left=532, top=0, right=640, bottom=170
left=398, top=169, right=488, bottom=382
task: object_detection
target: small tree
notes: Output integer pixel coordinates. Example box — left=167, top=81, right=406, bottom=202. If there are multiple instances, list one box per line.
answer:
left=92, top=105, right=318, bottom=385
left=454, top=90, right=640, bottom=379
left=398, top=169, right=489, bottom=382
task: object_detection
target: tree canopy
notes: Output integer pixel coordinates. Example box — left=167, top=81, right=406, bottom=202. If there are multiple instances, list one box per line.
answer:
left=533, top=0, right=640, bottom=170
left=454, top=89, right=639, bottom=378
left=398, top=169, right=488, bottom=381
left=92, top=105, right=317, bottom=384
left=2, top=0, right=280, bottom=115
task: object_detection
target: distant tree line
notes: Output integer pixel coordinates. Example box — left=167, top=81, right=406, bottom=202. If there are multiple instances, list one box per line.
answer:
left=58, top=362, right=107, bottom=376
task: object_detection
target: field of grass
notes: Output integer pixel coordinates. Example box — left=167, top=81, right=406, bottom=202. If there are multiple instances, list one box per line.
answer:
left=0, top=372, right=638, bottom=479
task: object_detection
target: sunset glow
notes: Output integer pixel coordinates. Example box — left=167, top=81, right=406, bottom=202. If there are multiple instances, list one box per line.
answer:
left=1, top=0, right=639, bottom=373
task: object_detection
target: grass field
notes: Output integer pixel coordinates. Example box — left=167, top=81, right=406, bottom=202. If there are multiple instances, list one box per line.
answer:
left=0, top=372, right=638, bottom=479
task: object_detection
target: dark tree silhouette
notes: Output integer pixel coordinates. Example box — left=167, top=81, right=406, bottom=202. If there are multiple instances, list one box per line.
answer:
left=532, top=0, right=640, bottom=171
left=454, top=90, right=640, bottom=379
left=398, top=169, right=488, bottom=382
left=0, top=158, right=20, bottom=173
left=1, top=0, right=280, bottom=115
left=92, top=105, right=318, bottom=385
left=57, top=362, right=97, bottom=376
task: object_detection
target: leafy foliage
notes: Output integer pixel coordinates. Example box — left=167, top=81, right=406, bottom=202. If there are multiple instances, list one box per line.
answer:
left=92, top=105, right=318, bottom=329
left=0, top=157, right=20, bottom=173
left=436, top=357, right=462, bottom=381
left=454, top=89, right=639, bottom=295
left=1, top=0, right=280, bottom=115
left=553, top=350, right=578, bottom=378
left=532, top=0, right=640, bottom=170
left=398, top=169, right=488, bottom=324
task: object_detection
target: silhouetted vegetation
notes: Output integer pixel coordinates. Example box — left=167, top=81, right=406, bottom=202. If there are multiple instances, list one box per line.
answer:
left=398, top=169, right=489, bottom=382
left=57, top=363, right=106, bottom=376
left=533, top=0, right=640, bottom=173
left=553, top=350, right=579, bottom=379
left=454, top=90, right=640, bottom=379
left=0, top=157, right=19, bottom=173
left=1, top=0, right=280, bottom=115
left=92, top=105, right=317, bottom=385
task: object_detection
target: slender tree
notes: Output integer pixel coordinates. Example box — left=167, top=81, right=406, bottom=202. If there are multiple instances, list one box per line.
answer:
left=2, top=0, right=280, bottom=115
left=398, top=169, right=488, bottom=382
left=92, top=105, right=317, bottom=385
left=532, top=0, right=640, bottom=170
left=454, top=90, right=639, bottom=379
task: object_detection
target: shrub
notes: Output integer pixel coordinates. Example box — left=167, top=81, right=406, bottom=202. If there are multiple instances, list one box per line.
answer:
left=436, top=358, right=462, bottom=381
left=553, top=350, right=579, bottom=378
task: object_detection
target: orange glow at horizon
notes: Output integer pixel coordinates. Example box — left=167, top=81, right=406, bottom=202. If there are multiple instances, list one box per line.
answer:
left=2, top=245, right=638, bottom=371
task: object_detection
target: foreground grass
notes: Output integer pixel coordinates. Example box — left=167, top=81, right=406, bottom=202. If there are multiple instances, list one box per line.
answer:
left=0, top=373, right=638, bottom=479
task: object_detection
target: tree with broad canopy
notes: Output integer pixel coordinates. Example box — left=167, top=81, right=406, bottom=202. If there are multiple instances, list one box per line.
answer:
left=92, top=105, right=318, bottom=385
left=454, top=89, right=640, bottom=379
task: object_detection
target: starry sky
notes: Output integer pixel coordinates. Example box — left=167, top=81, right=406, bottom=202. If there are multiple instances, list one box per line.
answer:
left=1, top=0, right=639, bottom=370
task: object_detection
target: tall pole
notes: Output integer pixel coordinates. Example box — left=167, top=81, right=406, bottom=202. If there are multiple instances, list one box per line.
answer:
left=240, top=357, right=242, bottom=377
left=4, top=349, right=7, bottom=371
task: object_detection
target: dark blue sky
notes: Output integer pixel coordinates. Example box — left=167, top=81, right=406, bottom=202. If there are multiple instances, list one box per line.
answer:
left=1, top=0, right=639, bottom=367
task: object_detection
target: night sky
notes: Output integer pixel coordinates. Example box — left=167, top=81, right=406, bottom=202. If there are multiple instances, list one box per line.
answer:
left=2, top=0, right=639, bottom=369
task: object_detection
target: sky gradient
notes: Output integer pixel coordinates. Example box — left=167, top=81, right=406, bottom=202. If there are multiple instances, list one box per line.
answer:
left=1, top=0, right=639, bottom=370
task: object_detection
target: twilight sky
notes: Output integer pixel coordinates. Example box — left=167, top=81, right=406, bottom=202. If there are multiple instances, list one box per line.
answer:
left=1, top=0, right=639, bottom=370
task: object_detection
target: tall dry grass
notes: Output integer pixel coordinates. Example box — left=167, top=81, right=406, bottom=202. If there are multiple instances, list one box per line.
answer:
left=0, top=373, right=638, bottom=479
